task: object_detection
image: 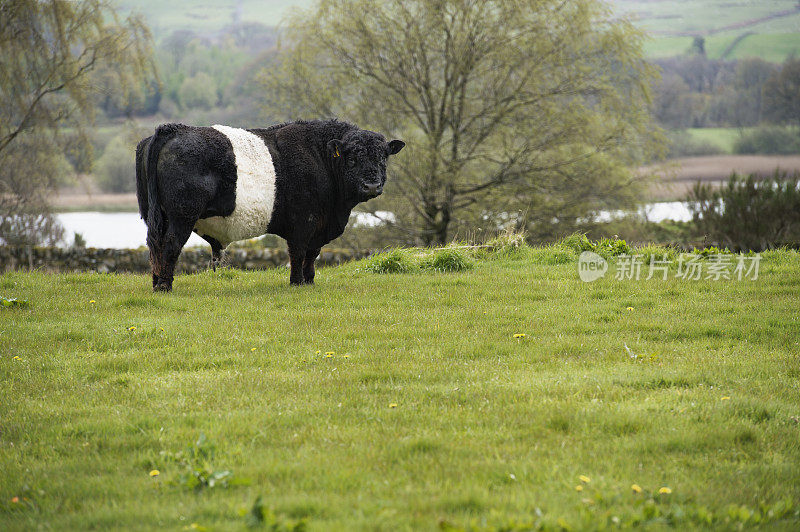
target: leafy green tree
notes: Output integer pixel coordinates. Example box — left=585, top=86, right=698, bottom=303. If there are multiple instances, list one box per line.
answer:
left=731, top=58, right=775, bottom=126
left=264, top=0, right=661, bottom=244
left=0, top=0, right=152, bottom=245
left=179, top=72, right=218, bottom=110
left=763, top=57, right=800, bottom=126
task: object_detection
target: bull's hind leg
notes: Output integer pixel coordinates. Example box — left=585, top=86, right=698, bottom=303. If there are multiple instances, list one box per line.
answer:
left=147, top=221, right=167, bottom=289
left=302, top=247, right=321, bottom=284
left=154, top=218, right=195, bottom=292
left=199, top=234, right=224, bottom=272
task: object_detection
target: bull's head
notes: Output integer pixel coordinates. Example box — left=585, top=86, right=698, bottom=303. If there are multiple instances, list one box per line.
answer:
left=328, top=130, right=404, bottom=202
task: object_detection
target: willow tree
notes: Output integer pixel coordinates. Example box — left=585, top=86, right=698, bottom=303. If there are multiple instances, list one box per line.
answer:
left=0, top=0, right=152, bottom=245
left=265, top=0, right=661, bottom=244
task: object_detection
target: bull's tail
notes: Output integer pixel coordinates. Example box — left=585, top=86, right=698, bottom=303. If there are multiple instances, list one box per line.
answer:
left=135, top=137, right=151, bottom=221
left=140, top=124, right=181, bottom=241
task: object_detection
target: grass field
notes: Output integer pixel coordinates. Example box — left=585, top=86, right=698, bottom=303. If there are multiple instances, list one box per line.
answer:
left=1, top=242, right=800, bottom=530
left=685, top=128, right=750, bottom=154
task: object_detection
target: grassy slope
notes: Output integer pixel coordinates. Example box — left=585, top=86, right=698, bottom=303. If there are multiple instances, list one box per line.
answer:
left=116, top=0, right=799, bottom=62
left=116, top=0, right=314, bottom=38
left=615, top=0, right=800, bottom=61
left=1, top=248, right=799, bottom=530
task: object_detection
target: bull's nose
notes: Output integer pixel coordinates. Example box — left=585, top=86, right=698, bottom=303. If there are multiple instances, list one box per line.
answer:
left=363, top=183, right=382, bottom=197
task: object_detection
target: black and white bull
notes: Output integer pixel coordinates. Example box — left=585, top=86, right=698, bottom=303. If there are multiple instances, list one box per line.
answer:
left=135, top=120, right=404, bottom=291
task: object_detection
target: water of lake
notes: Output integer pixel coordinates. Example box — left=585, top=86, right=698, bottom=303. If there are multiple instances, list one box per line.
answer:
left=56, top=202, right=692, bottom=249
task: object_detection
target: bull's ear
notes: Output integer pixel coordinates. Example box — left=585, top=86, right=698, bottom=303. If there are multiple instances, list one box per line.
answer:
left=327, top=139, right=344, bottom=159
left=387, top=139, right=405, bottom=155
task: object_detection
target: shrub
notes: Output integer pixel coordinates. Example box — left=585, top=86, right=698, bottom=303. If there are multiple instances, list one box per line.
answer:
left=733, top=127, right=800, bottom=155
left=688, top=171, right=800, bottom=251
left=420, top=247, right=473, bottom=272
left=95, top=134, right=137, bottom=193
left=363, top=248, right=415, bottom=273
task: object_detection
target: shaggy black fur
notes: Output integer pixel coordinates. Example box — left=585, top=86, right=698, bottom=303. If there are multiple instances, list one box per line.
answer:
left=135, top=119, right=404, bottom=291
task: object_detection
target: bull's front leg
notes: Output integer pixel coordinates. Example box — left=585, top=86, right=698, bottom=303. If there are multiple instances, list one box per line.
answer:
left=287, top=241, right=308, bottom=286
left=302, top=247, right=321, bottom=285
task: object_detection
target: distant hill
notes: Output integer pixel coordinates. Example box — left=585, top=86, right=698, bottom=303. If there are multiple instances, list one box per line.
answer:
left=115, top=0, right=313, bottom=39
left=117, top=0, right=800, bottom=62
left=610, top=0, right=800, bottom=62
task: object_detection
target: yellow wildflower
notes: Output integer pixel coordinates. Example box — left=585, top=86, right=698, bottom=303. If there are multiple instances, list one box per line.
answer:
left=127, top=326, right=136, bottom=331
left=325, top=354, right=333, bottom=358
left=513, top=333, right=526, bottom=339
left=575, top=485, right=583, bottom=492
left=250, top=348, right=257, bottom=352
left=89, top=300, right=96, bottom=304
left=12, top=356, right=21, bottom=360
left=325, top=351, right=335, bottom=355
left=631, top=484, right=642, bottom=494
left=658, top=487, right=672, bottom=494
left=149, top=470, right=160, bottom=477
left=389, top=403, right=398, bottom=408
left=626, top=307, right=634, bottom=311
left=721, top=396, right=731, bottom=401
left=343, top=354, right=350, bottom=359
left=579, top=475, right=591, bottom=483
left=315, top=350, right=320, bottom=355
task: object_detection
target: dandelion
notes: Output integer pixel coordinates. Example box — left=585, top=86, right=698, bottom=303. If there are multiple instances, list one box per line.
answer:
left=721, top=396, right=731, bottom=401
left=579, top=475, right=591, bottom=483
left=149, top=470, right=160, bottom=477
left=575, top=485, right=583, bottom=492
left=513, top=333, right=526, bottom=339
left=631, top=484, right=642, bottom=494
left=389, top=403, right=398, bottom=408
left=626, top=307, right=634, bottom=311
left=127, top=326, right=136, bottom=331
left=658, top=487, right=672, bottom=494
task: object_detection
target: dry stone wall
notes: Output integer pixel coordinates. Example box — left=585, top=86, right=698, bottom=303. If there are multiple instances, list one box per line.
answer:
left=0, top=246, right=370, bottom=274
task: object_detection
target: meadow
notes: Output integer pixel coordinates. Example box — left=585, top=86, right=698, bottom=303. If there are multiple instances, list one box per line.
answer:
left=1, top=241, right=799, bottom=530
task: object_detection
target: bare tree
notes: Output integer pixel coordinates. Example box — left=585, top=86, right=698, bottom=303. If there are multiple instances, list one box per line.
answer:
left=264, top=0, right=662, bottom=244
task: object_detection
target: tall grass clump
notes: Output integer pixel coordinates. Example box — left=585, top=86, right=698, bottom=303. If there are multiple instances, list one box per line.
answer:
left=363, top=248, right=415, bottom=273
left=560, top=233, right=632, bottom=258
left=482, top=230, right=528, bottom=258
left=419, top=247, right=473, bottom=272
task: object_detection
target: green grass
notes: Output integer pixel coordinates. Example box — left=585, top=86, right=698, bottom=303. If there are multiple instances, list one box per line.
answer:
left=685, top=128, right=754, bottom=154
left=2, top=245, right=800, bottom=530
left=116, top=0, right=314, bottom=39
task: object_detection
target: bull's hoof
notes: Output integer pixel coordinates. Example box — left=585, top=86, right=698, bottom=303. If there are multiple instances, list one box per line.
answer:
left=153, top=280, right=172, bottom=292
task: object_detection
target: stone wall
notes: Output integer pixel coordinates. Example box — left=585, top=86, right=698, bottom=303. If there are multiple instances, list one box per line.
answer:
left=0, top=246, right=371, bottom=274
